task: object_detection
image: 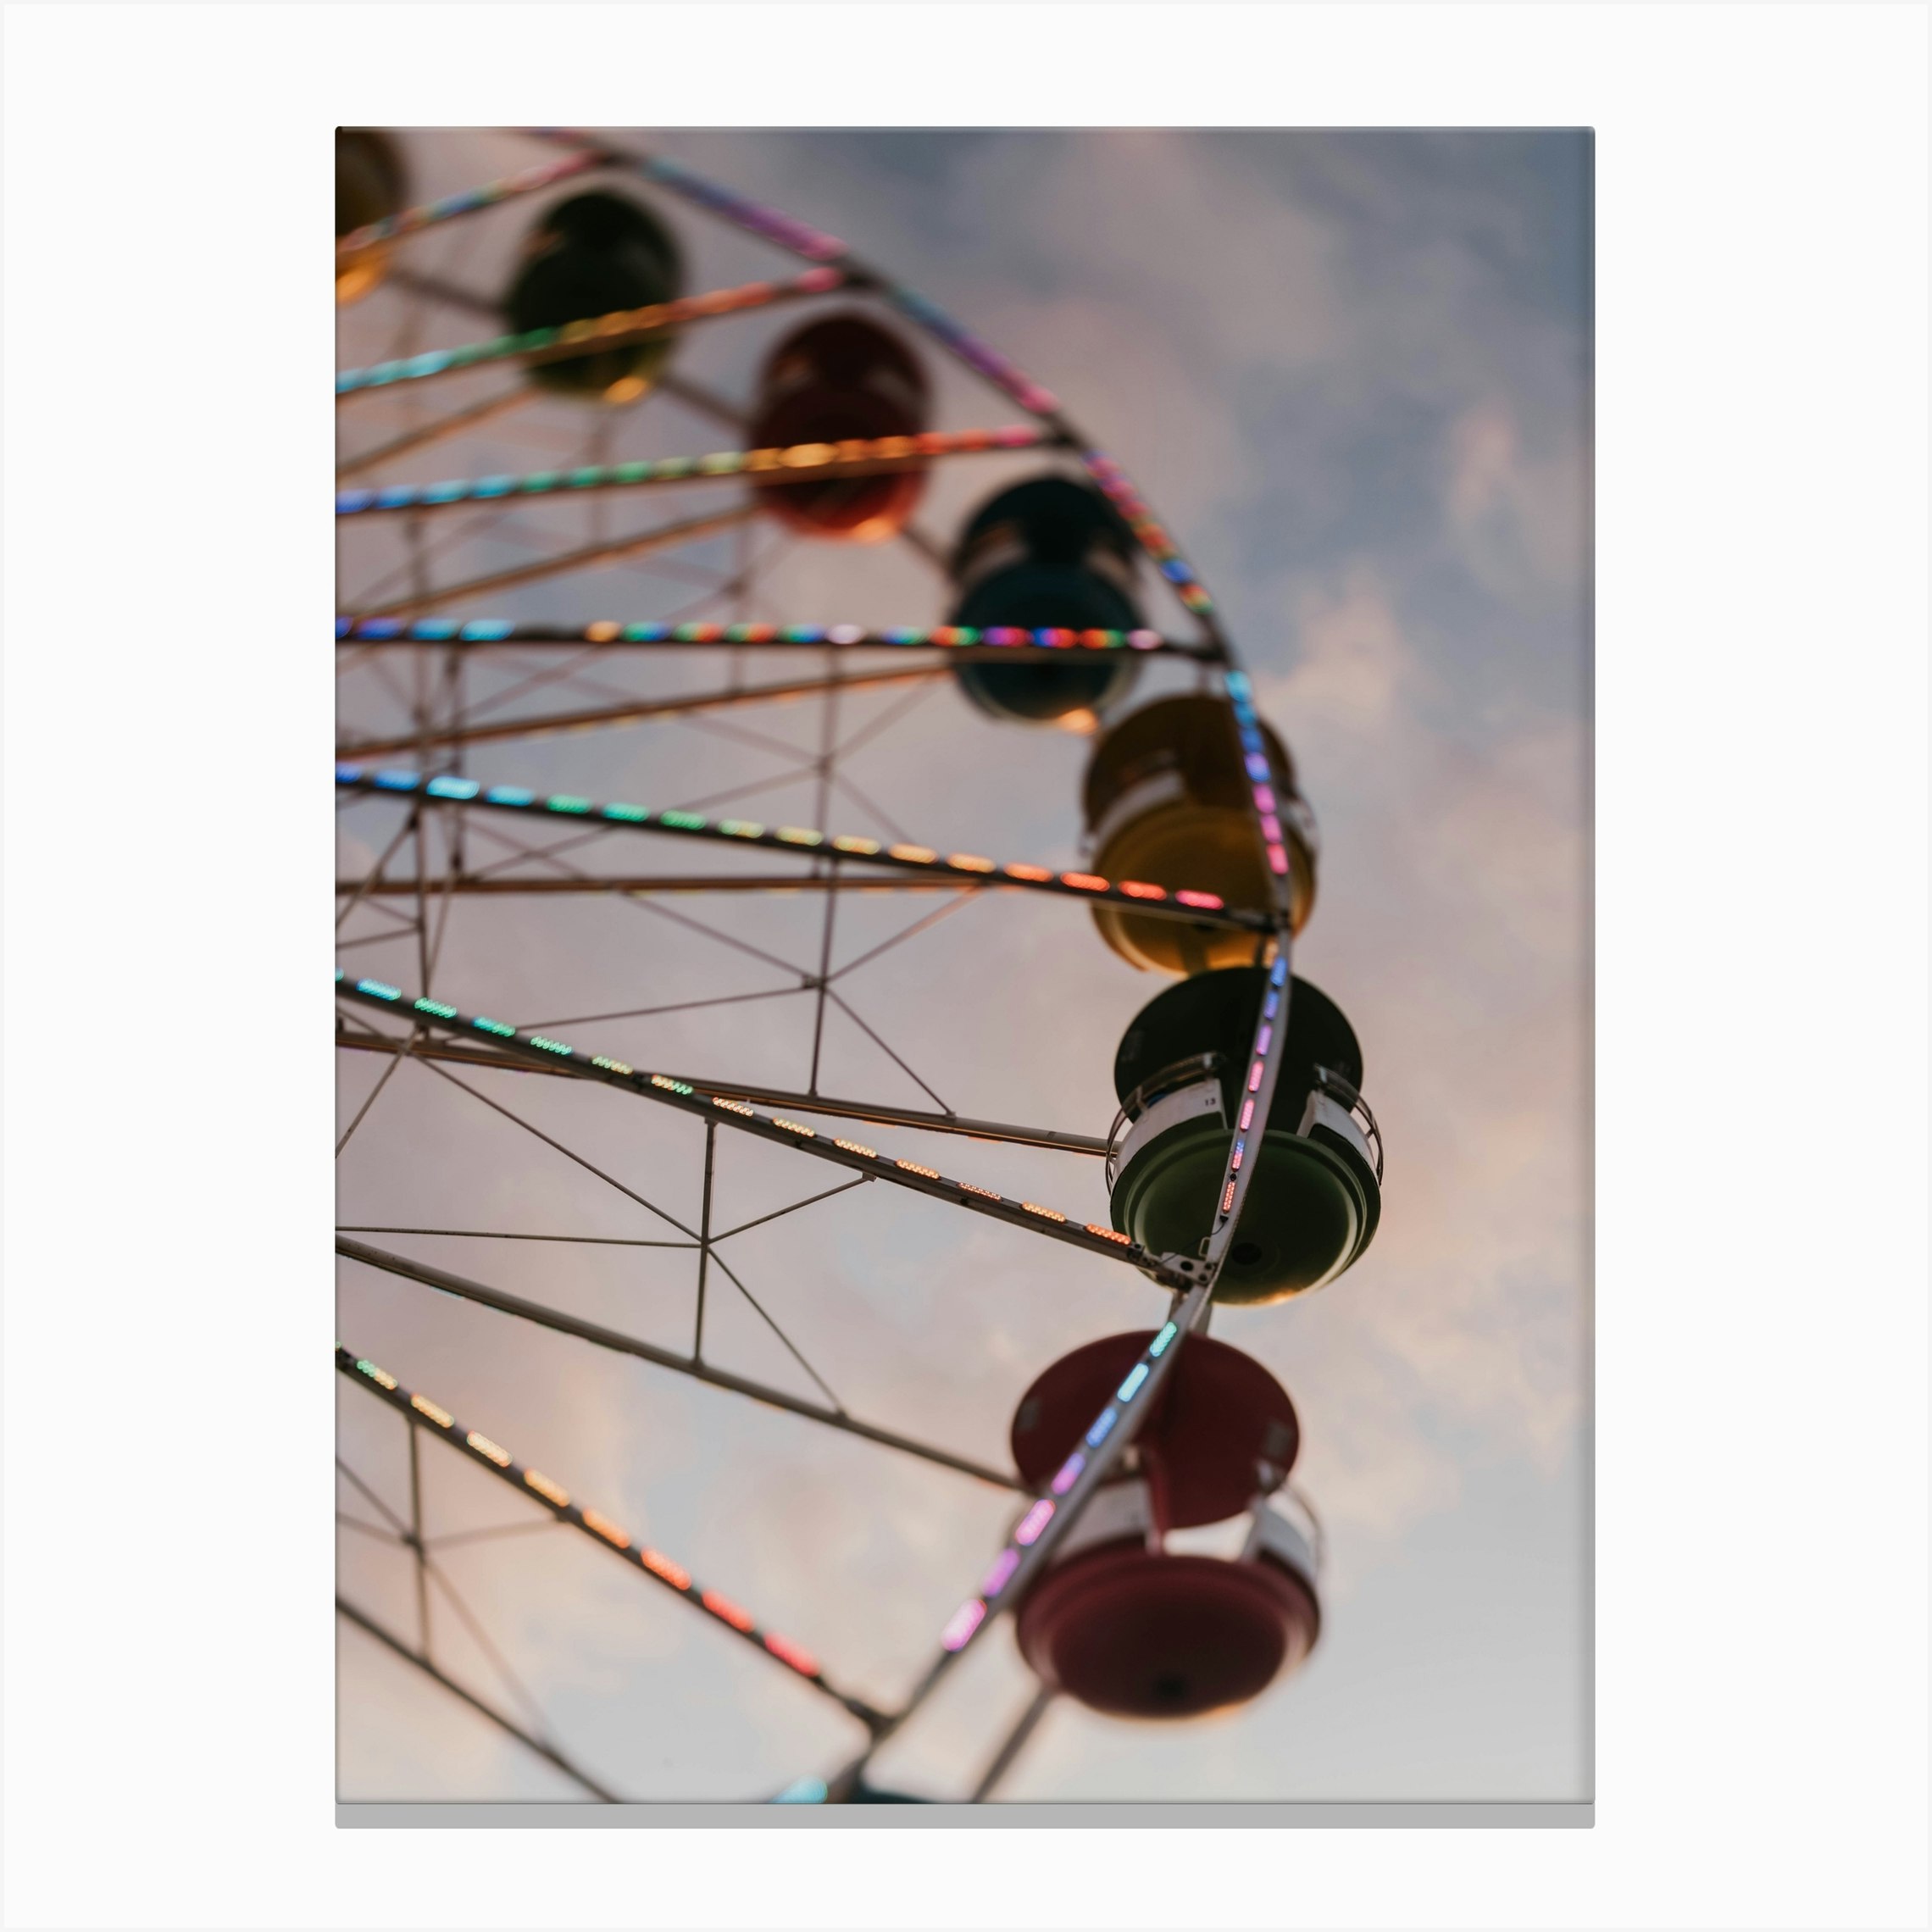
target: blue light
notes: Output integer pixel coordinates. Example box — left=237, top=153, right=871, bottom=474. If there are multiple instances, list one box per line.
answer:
left=1225, top=672, right=1252, bottom=701
left=334, top=617, right=352, bottom=639
left=375, top=486, right=417, bottom=510
left=335, top=763, right=364, bottom=784
left=1270, top=954, right=1289, bottom=988
left=1116, top=1363, right=1150, bottom=1403
left=422, top=480, right=469, bottom=504
left=473, top=1017, right=516, bottom=1037
left=1147, top=1321, right=1180, bottom=1358
left=355, top=980, right=402, bottom=1001
left=336, top=489, right=375, bottom=514
left=426, top=775, right=480, bottom=800
left=358, top=619, right=402, bottom=639
left=1084, top=1407, right=1118, bottom=1449
left=471, top=475, right=514, bottom=499
left=773, top=1778, right=826, bottom=1805
left=373, top=769, right=420, bottom=791
left=459, top=621, right=514, bottom=641
left=484, top=786, right=535, bottom=807
left=409, top=620, right=458, bottom=639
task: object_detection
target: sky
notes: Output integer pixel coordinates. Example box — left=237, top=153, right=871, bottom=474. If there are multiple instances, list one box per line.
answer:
left=335, top=125, right=1592, bottom=1806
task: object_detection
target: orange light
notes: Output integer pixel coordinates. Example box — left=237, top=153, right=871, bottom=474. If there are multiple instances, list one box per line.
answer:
left=580, top=1507, right=631, bottom=1549
left=1085, top=1224, right=1133, bottom=1246
left=764, top=1633, right=821, bottom=1677
left=465, top=1431, right=512, bottom=1467
left=887, top=844, right=937, bottom=864
left=641, top=1547, right=691, bottom=1590
left=946, top=854, right=997, bottom=873
left=1060, top=872, right=1110, bottom=892
left=409, top=1394, right=454, bottom=1429
left=772, top=1118, right=815, bottom=1137
left=525, top=1469, right=570, bottom=1508
left=896, top=1159, right=940, bottom=1180
left=834, top=1138, right=877, bottom=1158
left=959, top=1181, right=1002, bottom=1202
left=702, top=1590, right=756, bottom=1632
left=1003, top=862, right=1052, bottom=882
left=1021, top=1202, right=1067, bottom=1223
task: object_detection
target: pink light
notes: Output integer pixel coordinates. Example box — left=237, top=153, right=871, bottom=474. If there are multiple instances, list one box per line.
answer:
left=1256, top=1024, right=1273, bottom=1055
left=980, top=1548, right=1021, bottom=1598
left=1174, top=889, right=1224, bottom=911
left=1252, top=786, right=1275, bottom=813
left=1239, top=1100, right=1256, bottom=1130
left=1248, top=1062, right=1264, bottom=1092
left=1268, top=843, right=1290, bottom=874
left=1261, top=814, right=1283, bottom=843
left=940, top=1598, right=987, bottom=1652
left=1050, top=1452, right=1086, bottom=1496
left=1221, top=1181, right=1238, bottom=1213
left=1013, top=1500, right=1055, bottom=1546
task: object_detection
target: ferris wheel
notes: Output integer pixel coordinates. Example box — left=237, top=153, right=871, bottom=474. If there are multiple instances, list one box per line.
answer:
left=334, top=126, right=1385, bottom=1806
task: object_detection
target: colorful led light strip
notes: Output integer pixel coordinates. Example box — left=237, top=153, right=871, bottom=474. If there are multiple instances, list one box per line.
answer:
left=515, top=131, right=1226, bottom=652
left=334, top=1345, right=880, bottom=1726
left=332, top=970, right=1188, bottom=1288
left=336, top=268, right=845, bottom=397
left=335, top=425, right=1052, bottom=517
left=333, top=765, right=1263, bottom=932
left=1080, top=448, right=1219, bottom=619
left=337, top=147, right=602, bottom=258
left=332, top=615, right=1206, bottom=658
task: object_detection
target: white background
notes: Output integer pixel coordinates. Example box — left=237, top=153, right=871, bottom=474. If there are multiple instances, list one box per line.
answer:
left=3, top=3, right=1926, bottom=1929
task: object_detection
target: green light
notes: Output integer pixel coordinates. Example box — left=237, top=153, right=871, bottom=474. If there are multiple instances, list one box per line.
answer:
left=658, top=810, right=706, bottom=830
left=473, top=1017, right=516, bottom=1038
left=718, top=819, right=765, bottom=839
left=528, top=1035, right=573, bottom=1057
left=546, top=795, right=592, bottom=814
left=602, top=802, right=648, bottom=822
left=414, top=997, right=458, bottom=1019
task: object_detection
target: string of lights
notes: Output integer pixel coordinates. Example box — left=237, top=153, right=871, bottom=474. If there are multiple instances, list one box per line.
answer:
left=336, top=267, right=846, bottom=397
left=333, top=615, right=1213, bottom=660
left=508, top=132, right=1217, bottom=633
left=337, top=147, right=603, bottom=259
left=335, top=1346, right=881, bottom=1727
left=331, top=973, right=1192, bottom=1290
left=335, top=425, right=1054, bottom=519
left=333, top=764, right=1262, bottom=931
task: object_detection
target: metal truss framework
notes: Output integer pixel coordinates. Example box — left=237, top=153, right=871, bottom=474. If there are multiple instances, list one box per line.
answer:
left=334, top=127, right=1301, bottom=1804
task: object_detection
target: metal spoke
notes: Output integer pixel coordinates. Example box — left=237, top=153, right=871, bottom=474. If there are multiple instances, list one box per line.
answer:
left=514, top=985, right=802, bottom=1033
left=347, top=504, right=755, bottom=622
left=709, top=1175, right=870, bottom=1244
left=827, top=889, right=982, bottom=985
left=830, top=769, right=914, bottom=846
left=427, top=1518, right=567, bottom=1552
left=699, top=1250, right=847, bottom=1416
left=336, top=1021, right=419, bottom=1156
left=413, top=1053, right=700, bottom=1240
left=338, top=1224, right=697, bottom=1250
left=336, top=1457, right=409, bottom=1535
left=339, top=666, right=943, bottom=762
left=825, top=989, right=952, bottom=1114
left=336, top=1596, right=619, bottom=1802
left=338, top=1237, right=1023, bottom=1490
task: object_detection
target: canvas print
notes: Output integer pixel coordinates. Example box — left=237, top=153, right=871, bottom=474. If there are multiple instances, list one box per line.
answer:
left=335, top=126, right=1591, bottom=1809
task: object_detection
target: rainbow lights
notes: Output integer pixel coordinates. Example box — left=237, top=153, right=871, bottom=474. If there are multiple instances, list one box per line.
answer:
left=335, top=425, right=1050, bottom=515
left=334, top=765, right=1257, bottom=929
left=337, top=1347, right=846, bottom=1702
left=1223, top=670, right=1291, bottom=882
left=336, top=267, right=845, bottom=397
left=332, top=971, right=1178, bottom=1283
left=337, top=148, right=602, bottom=258
left=1081, top=449, right=1218, bottom=619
